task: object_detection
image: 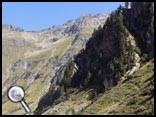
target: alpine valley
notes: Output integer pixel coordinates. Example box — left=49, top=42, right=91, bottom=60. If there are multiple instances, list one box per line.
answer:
left=2, top=2, right=154, bottom=115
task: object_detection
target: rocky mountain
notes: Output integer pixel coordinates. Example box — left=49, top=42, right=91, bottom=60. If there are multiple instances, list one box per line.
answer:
left=2, top=13, right=109, bottom=115
left=2, top=24, right=24, bottom=32
left=2, top=2, right=154, bottom=115
left=33, top=2, right=154, bottom=115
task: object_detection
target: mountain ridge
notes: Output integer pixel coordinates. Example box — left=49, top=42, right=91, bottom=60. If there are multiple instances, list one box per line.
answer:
left=2, top=12, right=109, bottom=115
left=34, top=2, right=154, bottom=115
left=2, top=13, right=108, bottom=32
left=2, top=2, right=154, bottom=115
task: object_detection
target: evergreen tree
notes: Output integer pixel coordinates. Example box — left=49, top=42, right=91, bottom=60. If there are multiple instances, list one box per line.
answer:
left=125, top=2, right=129, bottom=8
left=109, top=62, right=114, bottom=71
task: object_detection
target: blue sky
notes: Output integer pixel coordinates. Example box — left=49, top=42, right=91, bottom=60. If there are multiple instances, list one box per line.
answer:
left=2, top=2, right=124, bottom=31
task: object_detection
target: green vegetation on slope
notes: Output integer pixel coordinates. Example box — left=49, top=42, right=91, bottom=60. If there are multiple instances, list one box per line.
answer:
left=81, top=61, right=154, bottom=115
left=34, top=2, right=154, bottom=115
left=2, top=37, right=35, bottom=74
left=58, top=5, right=136, bottom=94
left=123, top=2, right=154, bottom=60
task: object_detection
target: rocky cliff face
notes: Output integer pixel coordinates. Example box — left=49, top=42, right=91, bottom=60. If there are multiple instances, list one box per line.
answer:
left=34, top=2, right=154, bottom=115
left=2, top=13, right=108, bottom=115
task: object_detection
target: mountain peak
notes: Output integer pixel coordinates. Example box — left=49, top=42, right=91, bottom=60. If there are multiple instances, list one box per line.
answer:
left=84, top=13, right=92, bottom=17
left=2, top=24, right=24, bottom=32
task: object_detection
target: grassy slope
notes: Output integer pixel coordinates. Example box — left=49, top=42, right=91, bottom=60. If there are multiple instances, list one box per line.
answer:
left=40, top=61, right=154, bottom=115
left=81, top=61, right=154, bottom=115
left=3, top=59, right=154, bottom=115
left=2, top=27, right=104, bottom=115
left=2, top=34, right=75, bottom=115
left=26, top=35, right=74, bottom=62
